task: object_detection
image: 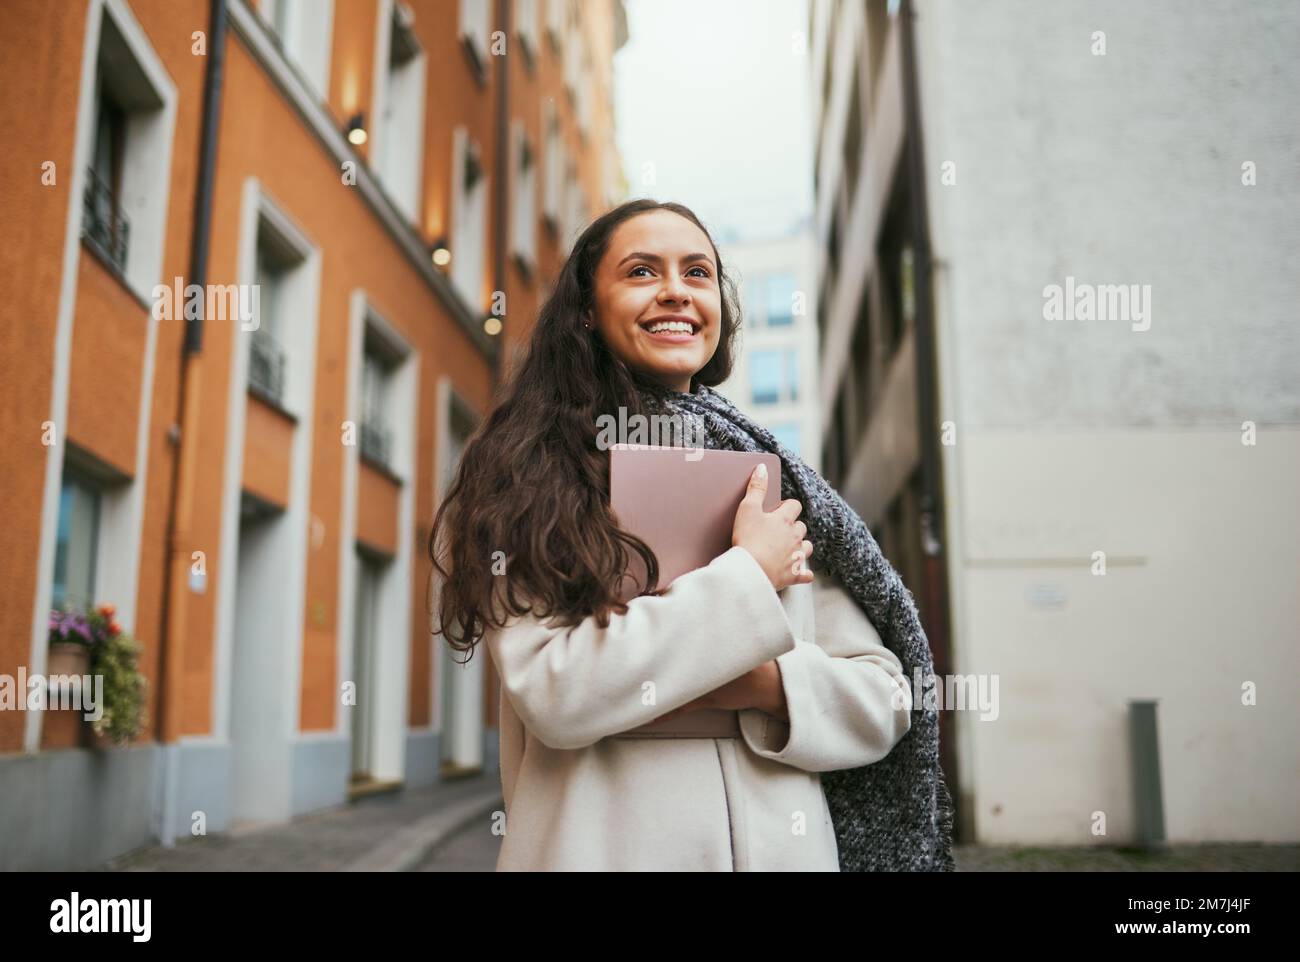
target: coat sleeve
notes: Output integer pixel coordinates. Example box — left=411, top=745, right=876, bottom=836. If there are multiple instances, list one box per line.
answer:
left=738, top=572, right=912, bottom=772
left=485, top=545, right=798, bottom=750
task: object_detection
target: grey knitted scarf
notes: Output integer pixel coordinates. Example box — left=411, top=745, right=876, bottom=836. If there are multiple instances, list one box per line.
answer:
left=636, top=380, right=956, bottom=872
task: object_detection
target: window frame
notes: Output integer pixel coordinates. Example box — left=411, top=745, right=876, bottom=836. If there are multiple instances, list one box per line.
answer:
left=749, top=346, right=800, bottom=406
left=510, top=118, right=538, bottom=275
left=52, top=469, right=104, bottom=612
left=459, top=0, right=491, bottom=81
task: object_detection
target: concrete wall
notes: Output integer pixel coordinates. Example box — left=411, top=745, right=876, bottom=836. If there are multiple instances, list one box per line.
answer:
left=916, top=0, right=1300, bottom=842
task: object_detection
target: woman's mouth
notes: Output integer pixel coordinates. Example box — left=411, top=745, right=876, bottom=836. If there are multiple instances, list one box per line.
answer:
left=638, top=318, right=701, bottom=343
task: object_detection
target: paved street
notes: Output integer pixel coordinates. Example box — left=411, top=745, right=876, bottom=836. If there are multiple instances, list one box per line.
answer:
left=99, top=772, right=502, bottom=872
left=415, top=816, right=503, bottom=871
left=953, top=843, right=1300, bottom=872
left=94, top=769, right=1298, bottom=872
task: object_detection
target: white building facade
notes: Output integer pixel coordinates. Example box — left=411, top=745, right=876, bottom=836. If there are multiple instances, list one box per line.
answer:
left=811, top=0, right=1299, bottom=846
left=717, top=225, right=823, bottom=474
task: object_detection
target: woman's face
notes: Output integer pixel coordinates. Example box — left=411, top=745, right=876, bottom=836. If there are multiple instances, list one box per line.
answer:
left=589, top=210, right=722, bottom=393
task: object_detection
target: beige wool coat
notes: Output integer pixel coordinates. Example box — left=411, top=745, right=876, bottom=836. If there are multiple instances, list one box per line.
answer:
left=486, top=544, right=913, bottom=871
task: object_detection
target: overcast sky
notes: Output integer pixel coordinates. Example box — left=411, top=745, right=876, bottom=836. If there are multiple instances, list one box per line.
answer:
left=612, top=0, right=815, bottom=245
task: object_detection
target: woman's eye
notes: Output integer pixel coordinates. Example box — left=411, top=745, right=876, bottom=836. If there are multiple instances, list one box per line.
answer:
left=629, top=265, right=711, bottom=278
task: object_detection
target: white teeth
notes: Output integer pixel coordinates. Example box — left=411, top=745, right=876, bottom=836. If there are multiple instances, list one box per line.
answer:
left=645, top=321, right=695, bottom=334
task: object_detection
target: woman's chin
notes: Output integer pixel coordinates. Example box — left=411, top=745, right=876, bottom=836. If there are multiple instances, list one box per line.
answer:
left=638, top=360, right=699, bottom=388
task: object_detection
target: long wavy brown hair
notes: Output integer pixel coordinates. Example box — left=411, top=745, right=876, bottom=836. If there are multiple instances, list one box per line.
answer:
left=428, top=199, right=743, bottom=661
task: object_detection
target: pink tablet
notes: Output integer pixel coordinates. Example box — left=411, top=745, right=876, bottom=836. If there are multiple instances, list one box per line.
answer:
left=609, top=444, right=782, bottom=600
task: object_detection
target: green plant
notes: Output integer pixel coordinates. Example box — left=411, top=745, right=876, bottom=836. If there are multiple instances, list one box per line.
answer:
left=88, top=625, right=147, bottom=746
left=49, top=601, right=147, bottom=745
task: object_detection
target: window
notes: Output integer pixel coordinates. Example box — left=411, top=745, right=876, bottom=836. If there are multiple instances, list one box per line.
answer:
left=360, top=332, right=398, bottom=469
left=561, top=156, right=587, bottom=252
left=562, top=0, right=581, bottom=101
left=442, top=394, right=479, bottom=495
left=764, top=272, right=798, bottom=327
left=265, top=0, right=292, bottom=38
left=53, top=472, right=102, bottom=610
left=751, top=350, right=782, bottom=404
left=241, top=188, right=320, bottom=420
left=250, top=237, right=289, bottom=403
left=545, top=0, right=565, bottom=53
left=510, top=119, right=537, bottom=273
left=515, top=0, right=538, bottom=65
left=876, top=170, right=916, bottom=357
left=451, top=127, right=489, bottom=308
left=541, top=99, right=561, bottom=230
left=260, top=0, right=333, bottom=98
left=375, top=2, right=425, bottom=222
left=843, top=59, right=863, bottom=206
left=768, top=422, right=802, bottom=456
left=575, top=43, right=592, bottom=140
left=77, top=4, right=176, bottom=299
left=750, top=348, right=799, bottom=405
left=85, top=71, right=129, bottom=272
left=459, top=0, right=491, bottom=77
left=603, top=140, right=623, bottom=209
left=866, top=0, right=890, bottom=99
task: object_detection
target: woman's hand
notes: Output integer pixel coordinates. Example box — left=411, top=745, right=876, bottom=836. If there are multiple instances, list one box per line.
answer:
left=654, top=660, right=788, bottom=723
left=731, top=463, right=814, bottom=592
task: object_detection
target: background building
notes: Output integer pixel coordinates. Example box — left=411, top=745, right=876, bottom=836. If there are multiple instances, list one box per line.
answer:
left=0, top=0, right=627, bottom=870
left=716, top=219, right=823, bottom=473
left=810, top=0, right=1299, bottom=846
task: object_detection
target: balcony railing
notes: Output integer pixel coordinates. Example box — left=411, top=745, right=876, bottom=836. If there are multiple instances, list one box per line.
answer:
left=360, top=419, right=393, bottom=469
left=82, top=167, right=129, bottom=272
left=249, top=328, right=286, bottom=403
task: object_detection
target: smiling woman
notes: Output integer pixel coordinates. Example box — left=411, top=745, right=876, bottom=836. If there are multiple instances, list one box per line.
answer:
left=585, top=210, right=723, bottom=393
left=430, top=198, right=744, bottom=648
left=427, top=198, right=931, bottom=871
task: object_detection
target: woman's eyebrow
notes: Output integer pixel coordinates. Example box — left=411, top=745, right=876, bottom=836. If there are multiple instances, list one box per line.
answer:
left=616, top=251, right=715, bottom=269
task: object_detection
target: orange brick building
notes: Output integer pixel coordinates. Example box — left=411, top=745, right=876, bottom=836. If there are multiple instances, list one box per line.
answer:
left=0, top=0, right=627, bottom=869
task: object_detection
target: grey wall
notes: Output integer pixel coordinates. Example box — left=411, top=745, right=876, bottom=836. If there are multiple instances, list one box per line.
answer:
left=918, top=0, right=1299, bottom=428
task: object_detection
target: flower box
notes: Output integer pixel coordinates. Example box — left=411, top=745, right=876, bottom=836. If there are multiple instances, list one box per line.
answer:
left=46, top=642, right=91, bottom=682
left=47, top=601, right=146, bottom=747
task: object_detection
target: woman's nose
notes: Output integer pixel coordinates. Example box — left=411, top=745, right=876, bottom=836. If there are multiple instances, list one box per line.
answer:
left=658, top=275, right=690, bottom=303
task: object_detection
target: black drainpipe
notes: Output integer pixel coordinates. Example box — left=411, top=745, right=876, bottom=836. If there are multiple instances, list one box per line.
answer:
left=157, top=0, right=226, bottom=743
left=900, top=0, right=960, bottom=835
left=184, top=0, right=226, bottom=356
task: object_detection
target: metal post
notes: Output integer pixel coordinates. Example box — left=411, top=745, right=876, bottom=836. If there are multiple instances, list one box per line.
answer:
left=1128, top=699, right=1167, bottom=849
